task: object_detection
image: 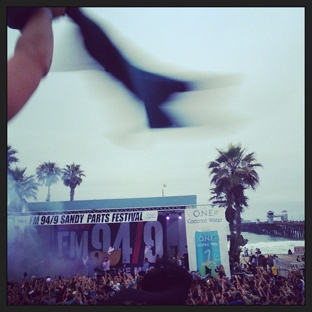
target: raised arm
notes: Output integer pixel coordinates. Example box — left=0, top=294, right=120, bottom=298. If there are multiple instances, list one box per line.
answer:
left=7, top=7, right=65, bottom=121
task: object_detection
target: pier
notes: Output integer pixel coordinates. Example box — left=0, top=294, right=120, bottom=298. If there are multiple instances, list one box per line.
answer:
left=241, top=221, right=305, bottom=239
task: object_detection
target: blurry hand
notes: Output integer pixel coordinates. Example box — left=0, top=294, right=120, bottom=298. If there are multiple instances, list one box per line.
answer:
left=48, top=7, right=66, bottom=19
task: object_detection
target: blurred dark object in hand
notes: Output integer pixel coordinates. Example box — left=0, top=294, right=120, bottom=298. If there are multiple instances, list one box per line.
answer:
left=104, top=261, right=192, bottom=305
left=7, top=7, right=39, bottom=30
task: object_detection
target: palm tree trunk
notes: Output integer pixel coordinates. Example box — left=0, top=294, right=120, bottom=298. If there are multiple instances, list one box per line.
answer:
left=232, top=205, right=242, bottom=263
left=229, top=221, right=236, bottom=262
left=70, top=187, right=75, bottom=201
left=236, top=207, right=242, bottom=240
left=46, top=185, right=51, bottom=202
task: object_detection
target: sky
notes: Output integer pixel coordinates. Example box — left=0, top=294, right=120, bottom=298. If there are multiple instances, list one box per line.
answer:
left=7, top=7, right=305, bottom=222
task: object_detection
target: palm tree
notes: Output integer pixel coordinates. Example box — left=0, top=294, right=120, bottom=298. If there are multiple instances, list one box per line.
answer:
left=7, top=145, right=19, bottom=174
left=8, top=167, right=40, bottom=212
left=36, top=161, right=61, bottom=202
left=61, top=163, right=85, bottom=201
left=207, top=143, right=263, bottom=263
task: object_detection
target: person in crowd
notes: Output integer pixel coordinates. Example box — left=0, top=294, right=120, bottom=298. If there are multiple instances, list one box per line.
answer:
left=169, top=254, right=177, bottom=265
left=102, top=257, right=111, bottom=274
left=155, top=254, right=163, bottom=269
left=232, top=262, right=244, bottom=274
left=215, top=264, right=226, bottom=278
left=182, top=246, right=189, bottom=271
left=295, top=275, right=305, bottom=294
left=267, top=255, right=274, bottom=270
left=261, top=255, right=268, bottom=271
left=242, top=263, right=251, bottom=274
left=257, top=254, right=265, bottom=267
left=142, top=257, right=150, bottom=272
left=247, top=255, right=257, bottom=275
left=176, top=254, right=183, bottom=267
left=271, top=264, right=278, bottom=280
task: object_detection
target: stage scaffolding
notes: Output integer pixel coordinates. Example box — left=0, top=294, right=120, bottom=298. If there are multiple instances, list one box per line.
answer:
left=8, top=204, right=214, bottom=216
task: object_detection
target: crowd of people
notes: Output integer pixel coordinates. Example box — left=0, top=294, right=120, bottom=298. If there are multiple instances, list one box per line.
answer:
left=7, top=253, right=305, bottom=305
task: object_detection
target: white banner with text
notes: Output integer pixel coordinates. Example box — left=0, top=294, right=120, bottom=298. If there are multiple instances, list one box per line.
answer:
left=185, top=206, right=230, bottom=277
left=14, top=210, right=158, bottom=226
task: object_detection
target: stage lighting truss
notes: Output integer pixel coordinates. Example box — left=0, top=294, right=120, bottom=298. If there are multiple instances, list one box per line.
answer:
left=8, top=204, right=213, bottom=217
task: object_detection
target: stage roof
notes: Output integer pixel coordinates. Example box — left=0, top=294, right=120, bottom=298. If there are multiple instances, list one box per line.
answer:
left=23, top=195, right=197, bottom=213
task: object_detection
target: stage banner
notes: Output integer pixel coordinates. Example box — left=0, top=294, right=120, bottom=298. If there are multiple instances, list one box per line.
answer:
left=184, top=206, right=230, bottom=277
left=55, top=220, right=165, bottom=266
left=14, top=210, right=158, bottom=226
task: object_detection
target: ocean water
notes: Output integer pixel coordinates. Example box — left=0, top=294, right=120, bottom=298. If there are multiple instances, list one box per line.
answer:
left=230, top=232, right=305, bottom=255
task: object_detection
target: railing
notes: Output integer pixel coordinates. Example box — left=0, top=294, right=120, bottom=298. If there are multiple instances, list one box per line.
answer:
left=241, top=221, right=305, bottom=239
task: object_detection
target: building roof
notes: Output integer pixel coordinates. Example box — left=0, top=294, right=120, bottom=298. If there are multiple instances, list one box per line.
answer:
left=25, top=195, right=197, bottom=212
